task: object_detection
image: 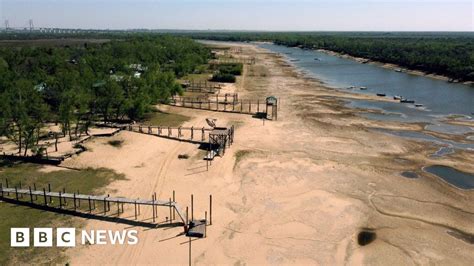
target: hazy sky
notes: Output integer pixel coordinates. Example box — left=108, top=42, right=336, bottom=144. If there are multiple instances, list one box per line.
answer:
left=1, top=0, right=472, bottom=31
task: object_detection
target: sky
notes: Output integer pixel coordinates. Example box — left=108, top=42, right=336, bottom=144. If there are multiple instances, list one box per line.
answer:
left=0, top=0, right=473, bottom=31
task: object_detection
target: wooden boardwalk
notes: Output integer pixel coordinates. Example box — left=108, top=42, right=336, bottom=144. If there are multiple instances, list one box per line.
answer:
left=168, top=97, right=267, bottom=116
left=182, top=80, right=222, bottom=94
left=127, top=125, right=214, bottom=143
left=0, top=185, right=187, bottom=227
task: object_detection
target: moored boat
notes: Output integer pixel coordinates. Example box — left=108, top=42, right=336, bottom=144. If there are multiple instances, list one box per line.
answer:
left=376, top=93, right=386, bottom=97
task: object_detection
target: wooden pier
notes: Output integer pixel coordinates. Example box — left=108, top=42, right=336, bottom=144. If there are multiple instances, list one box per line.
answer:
left=168, top=95, right=278, bottom=120
left=182, top=80, right=222, bottom=94
left=127, top=124, right=214, bottom=143
left=0, top=184, right=188, bottom=227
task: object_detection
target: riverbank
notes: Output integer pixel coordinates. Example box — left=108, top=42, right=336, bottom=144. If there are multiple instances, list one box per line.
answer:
left=53, top=41, right=474, bottom=264
left=316, top=49, right=473, bottom=85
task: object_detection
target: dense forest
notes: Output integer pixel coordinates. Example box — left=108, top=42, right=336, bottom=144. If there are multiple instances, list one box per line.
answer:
left=177, top=32, right=474, bottom=82
left=0, top=35, right=210, bottom=155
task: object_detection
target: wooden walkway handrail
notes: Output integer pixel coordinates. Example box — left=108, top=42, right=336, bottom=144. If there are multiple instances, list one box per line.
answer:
left=0, top=187, right=186, bottom=224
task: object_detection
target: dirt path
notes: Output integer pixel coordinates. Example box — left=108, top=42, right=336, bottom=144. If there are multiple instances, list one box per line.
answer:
left=65, top=43, right=474, bottom=265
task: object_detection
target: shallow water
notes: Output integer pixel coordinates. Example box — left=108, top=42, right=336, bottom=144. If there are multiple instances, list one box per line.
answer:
left=375, top=129, right=474, bottom=152
left=260, top=43, right=474, bottom=153
left=261, top=43, right=474, bottom=133
left=401, top=171, right=419, bottom=179
left=424, top=165, right=474, bottom=189
left=260, top=43, right=474, bottom=117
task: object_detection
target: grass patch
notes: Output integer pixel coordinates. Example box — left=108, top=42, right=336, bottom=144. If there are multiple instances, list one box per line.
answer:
left=143, top=110, right=190, bottom=127
left=0, top=162, right=125, bottom=265
left=234, top=150, right=252, bottom=169
left=107, top=139, right=124, bottom=148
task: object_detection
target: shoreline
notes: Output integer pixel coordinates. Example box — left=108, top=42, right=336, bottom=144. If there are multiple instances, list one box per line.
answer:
left=63, top=41, right=474, bottom=264
left=262, top=42, right=473, bottom=85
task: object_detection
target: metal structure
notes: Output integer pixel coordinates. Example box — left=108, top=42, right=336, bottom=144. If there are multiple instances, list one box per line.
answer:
left=265, top=96, right=278, bottom=120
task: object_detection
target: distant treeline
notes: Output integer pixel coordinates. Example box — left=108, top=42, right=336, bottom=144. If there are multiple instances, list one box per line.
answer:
left=0, top=35, right=210, bottom=155
left=176, top=32, right=474, bottom=82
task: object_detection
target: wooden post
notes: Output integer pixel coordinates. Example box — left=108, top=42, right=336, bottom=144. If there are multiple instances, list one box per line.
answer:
left=59, top=191, right=62, bottom=209
left=169, top=198, right=172, bottom=224
left=62, top=188, right=66, bottom=205
left=5, top=179, right=9, bottom=196
left=191, top=127, right=194, bottom=140
left=43, top=188, right=47, bottom=206
left=33, top=183, right=37, bottom=200
left=15, top=187, right=18, bottom=201
left=208, top=100, right=211, bottom=110
left=189, top=236, right=192, bottom=266
left=191, top=194, right=194, bottom=221
left=29, top=186, right=33, bottom=203
left=152, top=194, right=156, bottom=223
left=48, top=183, right=52, bottom=203
left=77, top=190, right=81, bottom=208
left=209, top=195, right=212, bottom=225
left=103, top=196, right=107, bottom=214
left=117, top=200, right=120, bottom=216
left=173, top=190, right=176, bottom=220
left=134, top=201, right=138, bottom=220
left=249, top=100, right=251, bottom=113
left=55, top=134, right=58, bottom=152
left=0, top=183, right=3, bottom=198
left=257, top=100, right=260, bottom=113
left=107, top=194, right=110, bottom=211
left=186, top=206, right=189, bottom=226
left=88, top=197, right=92, bottom=213
left=154, top=192, right=157, bottom=218
left=73, top=193, right=77, bottom=211
left=240, top=101, right=243, bottom=113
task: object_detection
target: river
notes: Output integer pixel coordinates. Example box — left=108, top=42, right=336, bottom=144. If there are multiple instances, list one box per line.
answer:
left=259, top=43, right=474, bottom=152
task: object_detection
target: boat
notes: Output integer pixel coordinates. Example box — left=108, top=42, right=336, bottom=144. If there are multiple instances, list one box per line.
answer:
left=347, top=86, right=356, bottom=89
left=290, top=59, right=300, bottom=62
left=415, top=104, right=424, bottom=107
left=376, top=93, right=386, bottom=97
left=400, top=99, right=415, bottom=103
left=359, top=87, right=367, bottom=90
left=393, top=95, right=402, bottom=100
left=395, top=69, right=402, bottom=73
left=314, top=58, right=320, bottom=61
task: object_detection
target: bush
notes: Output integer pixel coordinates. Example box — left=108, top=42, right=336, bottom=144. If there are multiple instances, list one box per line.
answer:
left=216, top=63, right=243, bottom=75
left=211, top=73, right=236, bottom=83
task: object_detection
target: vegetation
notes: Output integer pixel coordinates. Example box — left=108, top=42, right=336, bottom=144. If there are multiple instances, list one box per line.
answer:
left=143, top=109, right=190, bottom=127
left=0, top=35, right=210, bottom=155
left=0, top=162, right=125, bottom=265
left=177, top=31, right=474, bottom=82
left=211, top=73, right=236, bottom=83
left=211, top=63, right=243, bottom=83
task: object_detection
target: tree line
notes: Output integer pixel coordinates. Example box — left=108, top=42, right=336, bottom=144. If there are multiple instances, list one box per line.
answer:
left=0, top=35, right=210, bottom=155
left=176, top=31, right=474, bottom=82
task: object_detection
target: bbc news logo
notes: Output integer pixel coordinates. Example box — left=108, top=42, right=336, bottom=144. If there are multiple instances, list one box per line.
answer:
left=11, top=228, right=138, bottom=247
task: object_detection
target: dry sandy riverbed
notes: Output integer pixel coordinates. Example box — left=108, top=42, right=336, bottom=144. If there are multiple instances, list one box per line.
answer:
left=59, top=42, right=474, bottom=265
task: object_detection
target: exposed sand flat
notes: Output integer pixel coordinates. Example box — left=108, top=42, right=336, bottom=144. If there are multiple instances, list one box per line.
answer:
left=65, top=43, right=474, bottom=265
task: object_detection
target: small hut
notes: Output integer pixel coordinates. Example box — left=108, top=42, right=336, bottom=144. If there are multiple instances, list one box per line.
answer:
left=265, top=96, right=278, bottom=120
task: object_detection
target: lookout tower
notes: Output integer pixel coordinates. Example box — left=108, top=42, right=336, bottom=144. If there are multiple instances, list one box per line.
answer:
left=265, top=96, right=278, bottom=120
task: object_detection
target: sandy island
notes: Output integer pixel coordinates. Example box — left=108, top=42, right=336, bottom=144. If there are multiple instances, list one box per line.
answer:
left=56, top=42, right=474, bottom=265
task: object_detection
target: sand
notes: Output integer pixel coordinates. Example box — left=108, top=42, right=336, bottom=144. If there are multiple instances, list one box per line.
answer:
left=60, top=42, right=474, bottom=265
